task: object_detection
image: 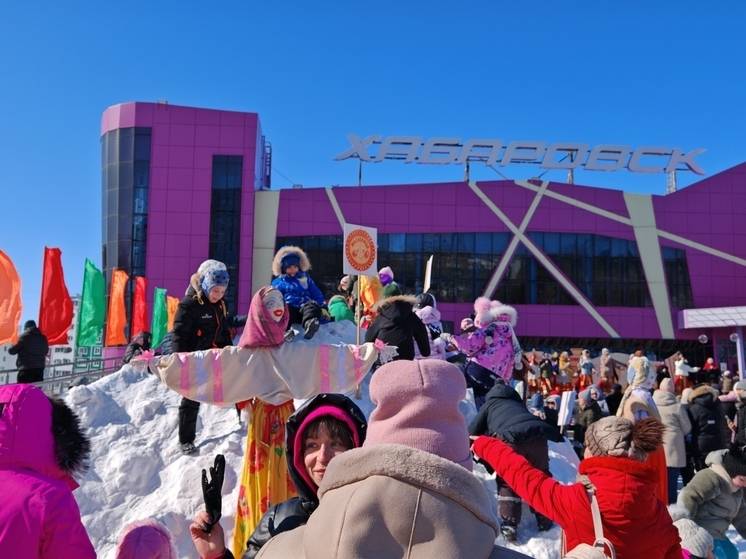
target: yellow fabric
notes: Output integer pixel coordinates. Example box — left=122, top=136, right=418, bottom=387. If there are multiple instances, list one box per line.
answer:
left=358, top=275, right=382, bottom=313
left=232, top=399, right=296, bottom=558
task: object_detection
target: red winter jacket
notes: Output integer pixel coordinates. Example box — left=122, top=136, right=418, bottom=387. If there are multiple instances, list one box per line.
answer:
left=472, top=437, right=681, bottom=559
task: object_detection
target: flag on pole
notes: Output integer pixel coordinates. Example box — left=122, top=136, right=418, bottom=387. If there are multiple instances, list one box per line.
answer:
left=0, top=250, right=22, bottom=344
left=76, top=259, right=105, bottom=347
left=105, top=269, right=129, bottom=346
left=423, top=255, right=434, bottom=294
left=167, top=296, right=179, bottom=331
left=151, top=287, right=168, bottom=348
left=130, top=276, right=148, bottom=339
left=38, top=247, right=74, bottom=345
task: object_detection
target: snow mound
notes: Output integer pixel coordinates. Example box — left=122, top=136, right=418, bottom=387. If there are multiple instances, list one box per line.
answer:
left=69, top=367, right=246, bottom=559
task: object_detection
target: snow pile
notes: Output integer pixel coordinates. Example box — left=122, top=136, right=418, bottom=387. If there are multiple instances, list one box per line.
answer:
left=67, top=363, right=745, bottom=558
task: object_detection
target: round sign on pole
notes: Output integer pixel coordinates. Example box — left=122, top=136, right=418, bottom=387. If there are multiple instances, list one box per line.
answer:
left=343, top=224, right=378, bottom=276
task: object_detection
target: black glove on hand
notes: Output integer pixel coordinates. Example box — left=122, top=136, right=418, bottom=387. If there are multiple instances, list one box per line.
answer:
left=201, top=454, right=226, bottom=533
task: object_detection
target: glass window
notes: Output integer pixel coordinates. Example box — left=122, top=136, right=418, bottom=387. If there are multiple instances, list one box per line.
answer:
left=406, top=234, right=422, bottom=252
left=134, top=129, right=152, bottom=161
left=458, top=233, right=474, bottom=252
left=119, top=128, right=134, bottom=162
left=388, top=233, right=405, bottom=252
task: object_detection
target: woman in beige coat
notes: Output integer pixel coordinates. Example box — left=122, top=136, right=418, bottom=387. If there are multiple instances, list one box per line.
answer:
left=255, top=359, right=529, bottom=559
left=653, top=378, right=692, bottom=503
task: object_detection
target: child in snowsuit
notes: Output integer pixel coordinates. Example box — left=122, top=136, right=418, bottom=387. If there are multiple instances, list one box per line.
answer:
left=469, top=381, right=561, bottom=541
left=472, top=415, right=683, bottom=558
left=271, top=246, right=326, bottom=339
left=449, top=298, right=522, bottom=410
left=0, top=384, right=95, bottom=558
left=678, top=445, right=746, bottom=559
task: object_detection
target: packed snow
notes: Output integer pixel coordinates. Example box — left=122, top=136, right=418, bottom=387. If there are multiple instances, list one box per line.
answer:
left=67, top=362, right=746, bottom=558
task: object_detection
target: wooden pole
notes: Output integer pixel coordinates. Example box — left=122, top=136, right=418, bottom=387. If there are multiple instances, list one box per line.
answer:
left=354, top=276, right=362, bottom=399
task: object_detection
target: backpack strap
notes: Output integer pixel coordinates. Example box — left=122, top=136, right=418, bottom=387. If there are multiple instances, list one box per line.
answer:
left=578, top=474, right=617, bottom=559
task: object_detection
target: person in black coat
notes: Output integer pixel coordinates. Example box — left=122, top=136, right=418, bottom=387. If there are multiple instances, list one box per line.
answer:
left=8, top=320, right=49, bottom=383
left=605, top=383, right=624, bottom=416
left=122, top=331, right=151, bottom=365
left=686, top=383, right=730, bottom=470
left=172, top=266, right=233, bottom=455
left=468, top=381, right=562, bottom=541
left=364, top=293, right=430, bottom=361
left=190, top=393, right=367, bottom=559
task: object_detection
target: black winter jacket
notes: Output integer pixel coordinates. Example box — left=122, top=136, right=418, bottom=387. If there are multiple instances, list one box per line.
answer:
left=172, top=295, right=233, bottom=353
left=122, top=332, right=151, bottom=365
left=469, top=382, right=562, bottom=444
left=735, top=402, right=746, bottom=447
left=364, top=296, right=430, bottom=361
left=8, top=327, right=49, bottom=370
left=230, top=393, right=368, bottom=559
left=687, top=385, right=729, bottom=457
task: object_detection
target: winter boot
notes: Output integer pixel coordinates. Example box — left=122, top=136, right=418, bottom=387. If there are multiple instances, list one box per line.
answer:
left=303, top=318, right=320, bottom=339
left=180, top=442, right=198, bottom=455
left=283, top=328, right=296, bottom=342
left=500, top=524, right=518, bottom=543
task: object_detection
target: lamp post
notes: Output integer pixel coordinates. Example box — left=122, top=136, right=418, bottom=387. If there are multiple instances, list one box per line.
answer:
left=731, top=329, right=745, bottom=376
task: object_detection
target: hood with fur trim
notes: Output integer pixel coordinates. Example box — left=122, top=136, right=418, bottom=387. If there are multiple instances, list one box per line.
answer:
left=491, top=302, right=517, bottom=327
left=0, top=384, right=89, bottom=488
left=371, top=294, right=417, bottom=313
left=272, top=246, right=312, bottom=276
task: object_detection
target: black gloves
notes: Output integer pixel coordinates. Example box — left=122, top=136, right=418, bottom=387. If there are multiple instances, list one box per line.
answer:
left=201, top=454, right=226, bottom=533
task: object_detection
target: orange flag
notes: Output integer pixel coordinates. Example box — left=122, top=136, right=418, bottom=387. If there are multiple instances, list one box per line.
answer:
left=38, top=247, right=74, bottom=345
left=105, top=269, right=129, bottom=346
left=130, top=276, right=148, bottom=339
left=166, top=296, right=180, bottom=331
left=0, top=250, right=22, bottom=344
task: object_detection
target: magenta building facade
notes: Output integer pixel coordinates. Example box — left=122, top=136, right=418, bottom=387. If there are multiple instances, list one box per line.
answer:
left=101, top=102, right=746, bottom=365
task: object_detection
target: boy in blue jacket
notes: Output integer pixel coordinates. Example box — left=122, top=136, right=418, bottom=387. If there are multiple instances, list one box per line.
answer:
left=271, top=246, right=326, bottom=339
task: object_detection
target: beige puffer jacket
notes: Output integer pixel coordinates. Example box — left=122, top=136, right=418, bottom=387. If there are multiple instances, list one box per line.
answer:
left=256, top=444, right=530, bottom=559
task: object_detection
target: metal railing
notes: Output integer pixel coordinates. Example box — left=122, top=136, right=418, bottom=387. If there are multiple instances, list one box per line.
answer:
left=0, top=356, right=127, bottom=393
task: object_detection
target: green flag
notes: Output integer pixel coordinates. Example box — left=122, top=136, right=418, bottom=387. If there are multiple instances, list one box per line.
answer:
left=76, top=259, right=105, bottom=347
left=151, top=287, right=168, bottom=348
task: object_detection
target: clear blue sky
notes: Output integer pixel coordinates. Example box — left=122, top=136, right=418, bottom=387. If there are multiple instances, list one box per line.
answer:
left=1, top=1, right=744, bottom=322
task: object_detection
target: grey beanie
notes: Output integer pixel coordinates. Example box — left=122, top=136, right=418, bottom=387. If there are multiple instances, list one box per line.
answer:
left=673, top=518, right=713, bottom=557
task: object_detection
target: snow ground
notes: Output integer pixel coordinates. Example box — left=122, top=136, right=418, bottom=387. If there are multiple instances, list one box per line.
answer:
left=69, top=366, right=746, bottom=558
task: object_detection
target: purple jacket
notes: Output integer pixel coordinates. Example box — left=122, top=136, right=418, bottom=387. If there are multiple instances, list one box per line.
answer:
left=0, top=385, right=95, bottom=559
left=452, top=321, right=522, bottom=381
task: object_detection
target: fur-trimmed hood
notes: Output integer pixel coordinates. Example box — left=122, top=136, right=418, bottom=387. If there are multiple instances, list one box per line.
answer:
left=0, top=384, right=89, bottom=488
left=272, top=245, right=312, bottom=276
left=371, top=294, right=416, bottom=313
left=491, top=302, right=517, bottom=327
left=690, top=385, right=720, bottom=408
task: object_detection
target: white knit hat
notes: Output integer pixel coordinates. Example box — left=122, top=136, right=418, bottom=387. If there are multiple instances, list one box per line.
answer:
left=673, top=518, right=713, bottom=557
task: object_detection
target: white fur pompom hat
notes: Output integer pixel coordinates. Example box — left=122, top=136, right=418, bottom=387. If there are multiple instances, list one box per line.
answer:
left=491, top=300, right=517, bottom=327
left=473, top=297, right=494, bottom=328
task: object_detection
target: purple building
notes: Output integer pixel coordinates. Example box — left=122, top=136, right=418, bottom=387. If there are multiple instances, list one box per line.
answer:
left=101, top=102, right=746, bottom=368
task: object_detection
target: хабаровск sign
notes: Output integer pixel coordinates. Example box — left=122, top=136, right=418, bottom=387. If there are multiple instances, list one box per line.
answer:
left=334, top=135, right=705, bottom=174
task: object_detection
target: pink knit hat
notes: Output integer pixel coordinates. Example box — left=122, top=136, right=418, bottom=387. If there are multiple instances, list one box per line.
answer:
left=365, top=359, right=472, bottom=470
left=115, top=519, right=177, bottom=559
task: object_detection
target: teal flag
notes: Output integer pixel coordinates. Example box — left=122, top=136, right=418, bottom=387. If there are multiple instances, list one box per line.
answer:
left=151, top=287, right=168, bottom=348
left=76, top=259, right=105, bottom=347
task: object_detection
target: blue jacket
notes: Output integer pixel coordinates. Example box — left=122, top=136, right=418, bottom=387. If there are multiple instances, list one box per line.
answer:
left=271, top=272, right=325, bottom=308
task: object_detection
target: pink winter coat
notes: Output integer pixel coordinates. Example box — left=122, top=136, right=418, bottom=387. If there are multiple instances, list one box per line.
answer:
left=452, top=321, right=521, bottom=381
left=0, top=384, right=95, bottom=559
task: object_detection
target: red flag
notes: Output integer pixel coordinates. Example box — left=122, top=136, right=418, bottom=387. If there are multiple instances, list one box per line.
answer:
left=131, top=276, right=148, bottom=339
left=105, top=269, right=129, bottom=346
left=38, top=247, right=73, bottom=345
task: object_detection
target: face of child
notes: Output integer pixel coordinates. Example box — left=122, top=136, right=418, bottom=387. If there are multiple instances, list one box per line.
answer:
left=262, top=290, right=285, bottom=322
left=208, top=286, right=226, bottom=303
left=285, top=264, right=299, bottom=277
left=733, top=475, right=746, bottom=489
left=303, top=424, right=350, bottom=486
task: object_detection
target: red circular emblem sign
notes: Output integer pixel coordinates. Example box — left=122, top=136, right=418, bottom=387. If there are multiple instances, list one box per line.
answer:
left=345, top=229, right=376, bottom=272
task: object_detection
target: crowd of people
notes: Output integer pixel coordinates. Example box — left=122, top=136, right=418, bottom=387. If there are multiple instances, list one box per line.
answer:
left=1, top=246, right=746, bottom=558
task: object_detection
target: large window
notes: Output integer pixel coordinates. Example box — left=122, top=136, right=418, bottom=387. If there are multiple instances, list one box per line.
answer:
left=101, top=127, right=151, bottom=326
left=209, top=155, right=243, bottom=314
left=275, top=231, right=675, bottom=308
left=662, top=246, right=694, bottom=309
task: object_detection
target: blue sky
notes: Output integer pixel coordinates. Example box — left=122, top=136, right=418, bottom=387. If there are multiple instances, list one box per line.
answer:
left=1, top=1, right=744, bottom=322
